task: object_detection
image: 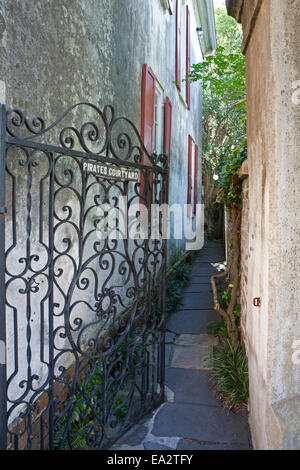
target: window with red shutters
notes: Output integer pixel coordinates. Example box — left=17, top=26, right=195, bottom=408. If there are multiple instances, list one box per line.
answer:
left=141, top=64, right=156, bottom=166
left=140, top=63, right=156, bottom=210
left=175, top=0, right=181, bottom=91
left=186, top=5, right=191, bottom=109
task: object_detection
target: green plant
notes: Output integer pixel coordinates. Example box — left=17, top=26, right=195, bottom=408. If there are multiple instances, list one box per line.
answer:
left=207, top=319, right=229, bottom=339
left=173, top=263, right=192, bottom=284
left=188, top=8, right=246, bottom=176
left=53, top=357, right=129, bottom=450
left=168, top=248, right=185, bottom=267
left=187, top=7, right=246, bottom=236
left=54, top=252, right=196, bottom=449
left=54, top=413, right=94, bottom=450
left=209, top=138, right=247, bottom=344
left=217, top=138, right=247, bottom=207
left=166, top=261, right=193, bottom=316
left=211, top=339, right=249, bottom=409
left=222, top=289, right=230, bottom=303
left=205, top=225, right=221, bottom=240
left=233, top=303, right=241, bottom=318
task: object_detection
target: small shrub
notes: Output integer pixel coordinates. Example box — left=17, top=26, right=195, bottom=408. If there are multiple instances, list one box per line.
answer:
left=166, top=261, right=193, bottom=315
left=205, top=226, right=220, bottom=240
left=211, top=339, right=249, bottom=409
left=207, top=319, right=229, bottom=339
left=54, top=357, right=129, bottom=450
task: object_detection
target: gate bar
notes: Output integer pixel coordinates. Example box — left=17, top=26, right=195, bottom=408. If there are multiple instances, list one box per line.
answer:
left=5, top=136, right=168, bottom=175
left=0, top=103, right=7, bottom=450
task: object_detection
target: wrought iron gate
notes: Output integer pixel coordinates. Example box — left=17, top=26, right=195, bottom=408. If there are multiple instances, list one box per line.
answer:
left=0, top=102, right=168, bottom=450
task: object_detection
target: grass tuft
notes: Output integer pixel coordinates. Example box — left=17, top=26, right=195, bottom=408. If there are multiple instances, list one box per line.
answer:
left=211, top=339, right=249, bottom=409
left=166, top=263, right=192, bottom=315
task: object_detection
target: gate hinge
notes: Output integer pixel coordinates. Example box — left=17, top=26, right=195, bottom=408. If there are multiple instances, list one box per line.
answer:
left=0, top=205, right=7, bottom=216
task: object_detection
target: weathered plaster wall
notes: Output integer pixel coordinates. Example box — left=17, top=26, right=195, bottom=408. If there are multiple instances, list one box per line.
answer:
left=0, top=0, right=204, bottom=257
left=229, top=0, right=300, bottom=450
left=239, top=168, right=249, bottom=343
left=109, top=0, right=204, bottom=256
left=0, top=0, right=114, bottom=121
left=268, top=0, right=300, bottom=449
left=0, top=0, right=207, bottom=435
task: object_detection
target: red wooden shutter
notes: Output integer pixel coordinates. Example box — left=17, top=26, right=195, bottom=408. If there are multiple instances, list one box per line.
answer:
left=194, top=144, right=199, bottom=215
left=175, top=0, right=181, bottom=91
left=141, top=64, right=156, bottom=208
left=164, top=97, right=172, bottom=204
left=164, top=97, right=172, bottom=166
left=186, top=5, right=191, bottom=109
left=141, top=64, right=156, bottom=165
left=187, top=135, right=192, bottom=209
left=168, top=0, right=174, bottom=14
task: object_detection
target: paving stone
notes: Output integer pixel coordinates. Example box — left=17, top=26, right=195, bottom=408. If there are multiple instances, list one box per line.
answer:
left=152, top=403, right=251, bottom=445
left=164, top=385, right=175, bottom=403
left=176, top=439, right=252, bottom=450
left=192, top=275, right=215, bottom=281
left=197, top=245, right=224, bottom=252
left=167, top=309, right=220, bottom=334
left=192, top=265, right=223, bottom=277
left=165, top=343, right=173, bottom=367
left=171, top=344, right=213, bottom=370
left=194, top=256, right=225, bottom=264
left=111, top=241, right=252, bottom=452
left=165, top=332, right=176, bottom=343
left=195, top=252, right=219, bottom=260
left=144, top=441, right=173, bottom=450
left=174, top=334, right=218, bottom=347
left=197, top=251, right=222, bottom=260
left=180, top=292, right=214, bottom=310
left=117, top=424, right=148, bottom=446
left=195, top=249, right=225, bottom=263
left=165, top=368, right=221, bottom=407
left=186, top=281, right=212, bottom=287
left=110, top=443, right=144, bottom=450
left=138, top=407, right=161, bottom=426
left=184, top=284, right=213, bottom=294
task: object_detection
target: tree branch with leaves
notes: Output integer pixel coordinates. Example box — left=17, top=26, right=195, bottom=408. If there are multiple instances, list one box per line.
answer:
left=188, top=8, right=247, bottom=343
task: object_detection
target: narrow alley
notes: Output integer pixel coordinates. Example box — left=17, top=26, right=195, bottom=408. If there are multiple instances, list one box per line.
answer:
left=112, top=241, right=252, bottom=450
left=1, top=0, right=299, bottom=453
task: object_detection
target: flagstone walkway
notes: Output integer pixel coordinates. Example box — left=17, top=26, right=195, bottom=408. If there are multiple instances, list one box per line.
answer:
left=111, top=240, right=252, bottom=451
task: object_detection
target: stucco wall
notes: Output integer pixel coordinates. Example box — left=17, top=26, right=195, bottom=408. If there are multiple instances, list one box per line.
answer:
left=0, top=0, right=208, bottom=439
left=0, top=0, right=205, bottom=257
left=240, top=173, right=249, bottom=343
left=229, top=0, right=300, bottom=450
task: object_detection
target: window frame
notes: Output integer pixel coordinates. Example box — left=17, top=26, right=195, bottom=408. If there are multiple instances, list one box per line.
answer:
left=187, top=135, right=198, bottom=217
left=153, top=81, right=165, bottom=155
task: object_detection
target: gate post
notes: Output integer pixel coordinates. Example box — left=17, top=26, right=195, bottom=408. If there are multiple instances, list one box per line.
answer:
left=0, top=103, right=7, bottom=450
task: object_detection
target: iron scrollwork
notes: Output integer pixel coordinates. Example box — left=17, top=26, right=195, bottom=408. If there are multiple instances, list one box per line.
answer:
left=6, top=102, right=169, bottom=170
left=2, top=103, right=168, bottom=450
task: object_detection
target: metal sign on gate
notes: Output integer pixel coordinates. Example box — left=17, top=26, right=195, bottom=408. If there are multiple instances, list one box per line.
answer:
left=82, top=160, right=140, bottom=182
left=0, top=102, right=168, bottom=450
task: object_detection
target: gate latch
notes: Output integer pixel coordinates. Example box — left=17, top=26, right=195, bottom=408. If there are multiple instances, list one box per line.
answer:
left=0, top=205, right=7, bottom=216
